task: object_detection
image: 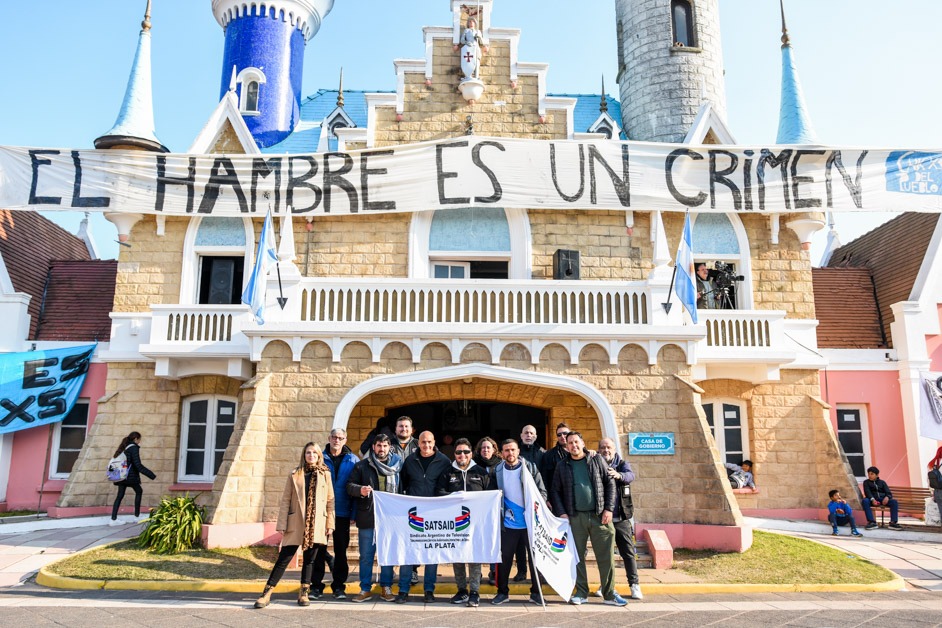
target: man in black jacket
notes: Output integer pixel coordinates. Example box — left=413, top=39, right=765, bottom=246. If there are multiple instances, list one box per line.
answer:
left=401, top=431, right=451, bottom=603
left=346, top=434, right=413, bottom=604
left=436, top=438, right=489, bottom=606
left=539, top=422, right=570, bottom=492
left=861, top=466, right=903, bottom=531
left=551, top=432, right=625, bottom=607
left=515, top=424, right=544, bottom=581
left=598, top=437, right=642, bottom=600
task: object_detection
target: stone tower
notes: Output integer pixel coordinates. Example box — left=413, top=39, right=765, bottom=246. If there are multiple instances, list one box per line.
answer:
left=212, top=0, right=335, bottom=148
left=614, top=0, right=726, bottom=142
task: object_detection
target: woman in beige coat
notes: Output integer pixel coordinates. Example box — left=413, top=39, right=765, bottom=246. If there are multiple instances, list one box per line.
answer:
left=255, top=442, right=335, bottom=608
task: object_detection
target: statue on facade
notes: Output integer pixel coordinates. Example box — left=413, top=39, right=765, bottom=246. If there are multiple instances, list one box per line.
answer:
left=456, top=17, right=485, bottom=81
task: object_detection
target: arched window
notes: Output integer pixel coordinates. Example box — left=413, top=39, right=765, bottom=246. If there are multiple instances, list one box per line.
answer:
left=245, top=81, right=259, bottom=113
left=181, top=217, right=254, bottom=305
left=410, top=207, right=532, bottom=279
left=692, top=213, right=752, bottom=309
left=671, top=0, right=695, bottom=48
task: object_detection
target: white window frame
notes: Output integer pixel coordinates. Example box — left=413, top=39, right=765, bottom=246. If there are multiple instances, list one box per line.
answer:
left=702, top=398, right=749, bottom=464
left=177, top=394, right=238, bottom=483
left=431, top=261, right=471, bottom=279
left=409, top=207, right=532, bottom=279
left=180, top=217, right=255, bottom=305
left=236, top=67, right=266, bottom=116
left=691, top=213, right=754, bottom=309
left=49, top=400, right=89, bottom=480
left=835, top=404, right=871, bottom=480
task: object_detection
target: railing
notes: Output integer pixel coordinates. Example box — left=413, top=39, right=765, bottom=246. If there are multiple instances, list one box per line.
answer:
left=298, top=279, right=650, bottom=326
left=701, top=310, right=784, bottom=349
left=149, top=305, right=251, bottom=344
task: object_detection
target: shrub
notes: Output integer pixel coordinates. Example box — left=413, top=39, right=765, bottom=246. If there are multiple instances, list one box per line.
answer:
left=137, top=495, right=205, bottom=554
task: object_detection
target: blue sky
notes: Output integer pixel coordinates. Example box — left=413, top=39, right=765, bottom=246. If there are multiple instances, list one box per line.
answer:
left=1, top=0, right=939, bottom=261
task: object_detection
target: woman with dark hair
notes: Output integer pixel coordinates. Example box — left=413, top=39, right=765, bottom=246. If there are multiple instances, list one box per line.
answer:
left=110, top=431, right=156, bottom=525
left=473, top=437, right=501, bottom=473
left=255, top=442, right=335, bottom=609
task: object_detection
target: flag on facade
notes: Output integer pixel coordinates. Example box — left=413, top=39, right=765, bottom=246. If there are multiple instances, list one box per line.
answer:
left=240, top=210, right=278, bottom=323
left=674, top=212, right=698, bottom=324
left=522, top=467, right=578, bottom=602
left=373, top=491, right=501, bottom=566
left=920, top=373, right=942, bottom=440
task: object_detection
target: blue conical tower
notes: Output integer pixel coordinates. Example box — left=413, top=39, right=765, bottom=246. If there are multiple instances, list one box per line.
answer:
left=213, top=0, right=335, bottom=148
left=95, top=0, right=167, bottom=152
left=776, top=0, right=818, bottom=145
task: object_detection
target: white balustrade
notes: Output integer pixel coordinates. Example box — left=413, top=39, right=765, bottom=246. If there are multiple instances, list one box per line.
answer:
left=149, top=305, right=251, bottom=344
left=700, top=310, right=785, bottom=349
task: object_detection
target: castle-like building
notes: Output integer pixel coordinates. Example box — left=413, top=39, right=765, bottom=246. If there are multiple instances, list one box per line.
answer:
left=46, top=0, right=866, bottom=550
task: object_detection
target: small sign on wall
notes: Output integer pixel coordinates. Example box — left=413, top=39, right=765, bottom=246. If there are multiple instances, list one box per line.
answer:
left=628, top=432, right=675, bottom=455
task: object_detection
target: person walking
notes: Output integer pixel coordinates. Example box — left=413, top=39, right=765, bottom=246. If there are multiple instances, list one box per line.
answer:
left=255, top=442, right=335, bottom=609
left=551, top=432, right=626, bottom=607
left=929, top=446, right=942, bottom=525
left=109, top=431, right=156, bottom=525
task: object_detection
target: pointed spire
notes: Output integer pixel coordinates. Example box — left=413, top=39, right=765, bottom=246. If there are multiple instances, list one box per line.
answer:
left=95, top=0, right=167, bottom=152
left=776, top=0, right=818, bottom=145
left=337, top=67, right=345, bottom=109
left=229, top=65, right=238, bottom=92
left=599, top=75, right=608, bottom=114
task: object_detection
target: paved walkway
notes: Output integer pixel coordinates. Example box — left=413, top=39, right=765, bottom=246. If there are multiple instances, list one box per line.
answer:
left=0, top=514, right=939, bottom=593
left=0, top=516, right=140, bottom=588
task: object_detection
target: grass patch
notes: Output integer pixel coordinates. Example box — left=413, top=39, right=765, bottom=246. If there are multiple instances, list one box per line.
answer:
left=0, top=510, right=39, bottom=518
left=674, top=530, right=895, bottom=584
left=49, top=540, right=279, bottom=581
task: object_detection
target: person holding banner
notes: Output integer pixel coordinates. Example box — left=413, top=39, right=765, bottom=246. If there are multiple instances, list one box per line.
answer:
left=551, top=432, right=627, bottom=607
left=401, top=431, right=451, bottom=603
left=436, top=437, right=490, bottom=607
left=346, top=434, right=413, bottom=604
left=255, top=442, right=335, bottom=609
left=489, top=438, right=546, bottom=606
left=109, top=432, right=156, bottom=525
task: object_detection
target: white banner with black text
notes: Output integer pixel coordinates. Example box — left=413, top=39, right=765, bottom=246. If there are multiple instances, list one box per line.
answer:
left=523, top=469, right=578, bottom=601
left=2, top=139, right=941, bottom=216
left=373, top=491, right=502, bottom=567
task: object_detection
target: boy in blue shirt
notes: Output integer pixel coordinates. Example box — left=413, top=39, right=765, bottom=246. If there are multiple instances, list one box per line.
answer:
left=827, top=489, right=863, bottom=537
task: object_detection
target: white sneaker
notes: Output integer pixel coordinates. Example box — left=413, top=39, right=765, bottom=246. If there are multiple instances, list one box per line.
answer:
left=108, top=519, right=123, bottom=527
left=630, top=584, right=643, bottom=600
left=592, top=588, right=603, bottom=597
left=569, top=596, right=587, bottom=605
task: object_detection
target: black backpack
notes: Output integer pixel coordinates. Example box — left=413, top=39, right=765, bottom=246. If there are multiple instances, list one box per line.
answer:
left=929, top=467, right=942, bottom=490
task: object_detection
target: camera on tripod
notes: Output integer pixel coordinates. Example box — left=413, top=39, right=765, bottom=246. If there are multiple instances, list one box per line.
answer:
left=712, top=261, right=744, bottom=292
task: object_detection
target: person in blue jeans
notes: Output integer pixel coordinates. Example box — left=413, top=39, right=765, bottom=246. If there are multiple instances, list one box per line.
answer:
left=827, top=489, right=862, bottom=537
left=346, top=434, right=413, bottom=603
left=860, top=467, right=903, bottom=531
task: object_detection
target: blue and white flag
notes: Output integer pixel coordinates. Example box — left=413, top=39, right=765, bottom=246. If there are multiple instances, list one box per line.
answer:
left=674, top=213, right=698, bottom=324
left=0, top=344, right=95, bottom=435
left=240, top=210, right=278, bottom=324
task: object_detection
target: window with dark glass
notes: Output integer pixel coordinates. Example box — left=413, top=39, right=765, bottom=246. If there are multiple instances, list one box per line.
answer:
left=198, top=256, right=244, bottom=305
left=702, top=401, right=747, bottom=464
left=179, top=395, right=237, bottom=482
left=51, top=401, right=89, bottom=478
left=672, top=0, right=694, bottom=47
left=836, top=407, right=867, bottom=478
left=245, top=81, right=259, bottom=112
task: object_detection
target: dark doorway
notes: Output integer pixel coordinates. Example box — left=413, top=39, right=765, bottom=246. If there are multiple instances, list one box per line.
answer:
left=386, top=400, right=548, bottom=454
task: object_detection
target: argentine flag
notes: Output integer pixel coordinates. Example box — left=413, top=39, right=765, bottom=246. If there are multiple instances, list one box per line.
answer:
left=241, top=210, right=278, bottom=324
left=674, top=213, right=698, bottom=324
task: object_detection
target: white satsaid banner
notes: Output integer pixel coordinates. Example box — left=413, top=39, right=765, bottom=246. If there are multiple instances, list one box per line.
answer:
left=2, top=139, right=942, bottom=216
left=920, top=373, right=942, bottom=441
left=523, top=468, right=578, bottom=602
left=374, top=491, right=501, bottom=567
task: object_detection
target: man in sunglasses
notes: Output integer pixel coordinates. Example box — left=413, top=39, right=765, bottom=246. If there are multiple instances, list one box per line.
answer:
left=436, top=438, right=489, bottom=607
left=539, top=422, right=572, bottom=499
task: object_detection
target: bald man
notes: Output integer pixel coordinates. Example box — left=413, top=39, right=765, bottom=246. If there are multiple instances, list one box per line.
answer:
left=401, top=431, right=451, bottom=602
left=597, top=438, right=642, bottom=601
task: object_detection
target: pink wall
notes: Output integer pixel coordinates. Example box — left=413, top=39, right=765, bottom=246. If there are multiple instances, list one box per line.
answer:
left=928, top=304, right=942, bottom=372
left=5, top=362, right=107, bottom=511
left=821, top=369, right=908, bottom=486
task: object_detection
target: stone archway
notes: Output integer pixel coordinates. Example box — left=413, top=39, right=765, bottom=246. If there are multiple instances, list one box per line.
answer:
left=332, top=364, right=621, bottom=454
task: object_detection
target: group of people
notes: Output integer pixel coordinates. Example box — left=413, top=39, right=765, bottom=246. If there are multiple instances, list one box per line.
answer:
left=254, top=417, right=642, bottom=608
left=827, top=466, right=907, bottom=535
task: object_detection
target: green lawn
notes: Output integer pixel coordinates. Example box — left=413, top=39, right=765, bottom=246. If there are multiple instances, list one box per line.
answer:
left=673, top=530, right=895, bottom=584
left=0, top=510, right=39, bottom=518
left=49, top=540, right=279, bottom=581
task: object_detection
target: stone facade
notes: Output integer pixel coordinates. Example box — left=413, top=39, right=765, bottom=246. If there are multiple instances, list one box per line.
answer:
left=57, top=4, right=856, bottom=544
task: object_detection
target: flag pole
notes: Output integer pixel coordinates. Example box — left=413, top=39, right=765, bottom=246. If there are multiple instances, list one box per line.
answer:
left=35, top=425, right=54, bottom=517
left=528, top=542, right=547, bottom=610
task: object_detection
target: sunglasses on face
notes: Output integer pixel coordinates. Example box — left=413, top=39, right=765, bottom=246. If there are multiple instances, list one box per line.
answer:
left=557, top=432, right=569, bottom=437
left=455, top=450, right=472, bottom=455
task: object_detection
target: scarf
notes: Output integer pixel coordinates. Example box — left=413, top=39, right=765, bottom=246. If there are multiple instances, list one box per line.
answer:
left=302, top=462, right=326, bottom=550
left=368, top=450, right=402, bottom=495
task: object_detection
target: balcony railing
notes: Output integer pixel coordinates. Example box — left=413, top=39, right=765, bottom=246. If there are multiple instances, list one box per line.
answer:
left=297, top=279, right=650, bottom=326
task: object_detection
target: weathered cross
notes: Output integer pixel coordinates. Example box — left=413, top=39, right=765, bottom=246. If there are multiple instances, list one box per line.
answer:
left=464, top=51, right=475, bottom=63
